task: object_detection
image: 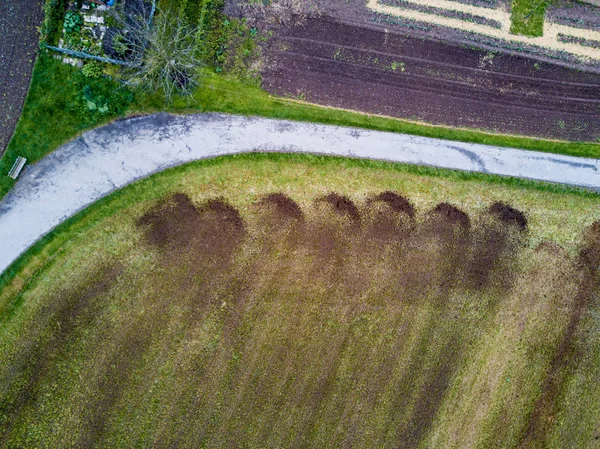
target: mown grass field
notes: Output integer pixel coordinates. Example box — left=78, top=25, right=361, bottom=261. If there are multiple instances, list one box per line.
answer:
left=2, top=154, right=600, bottom=448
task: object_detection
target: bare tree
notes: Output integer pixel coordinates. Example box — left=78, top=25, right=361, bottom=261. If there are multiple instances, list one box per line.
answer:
left=109, top=8, right=204, bottom=102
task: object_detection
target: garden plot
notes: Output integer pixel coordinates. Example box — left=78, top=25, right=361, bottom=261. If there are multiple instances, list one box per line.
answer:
left=367, top=0, right=600, bottom=61
left=54, top=0, right=155, bottom=69
left=57, top=2, right=109, bottom=67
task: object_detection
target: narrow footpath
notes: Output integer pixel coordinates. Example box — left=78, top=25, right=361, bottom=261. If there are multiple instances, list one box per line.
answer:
left=1, top=112, right=599, bottom=274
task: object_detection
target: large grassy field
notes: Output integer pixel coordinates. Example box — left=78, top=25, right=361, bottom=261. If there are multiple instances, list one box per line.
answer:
left=2, top=154, right=600, bottom=448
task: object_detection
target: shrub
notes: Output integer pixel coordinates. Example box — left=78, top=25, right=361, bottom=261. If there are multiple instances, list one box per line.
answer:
left=112, top=33, right=129, bottom=57
left=76, top=83, right=133, bottom=123
left=118, top=12, right=205, bottom=102
left=64, top=11, right=83, bottom=35
left=82, top=61, right=104, bottom=78
left=73, top=74, right=134, bottom=125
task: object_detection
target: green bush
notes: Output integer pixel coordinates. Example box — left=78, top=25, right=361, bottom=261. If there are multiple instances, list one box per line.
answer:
left=76, top=79, right=133, bottom=124
left=64, top=11, right=84, bottom=34
left=82, top=61, right=104, bottom=79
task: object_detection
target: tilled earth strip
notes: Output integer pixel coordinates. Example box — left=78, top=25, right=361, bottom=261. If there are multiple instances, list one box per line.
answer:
left=0, top=0, right=44, bottom=154
left=262, top=17, right=600, bottom=142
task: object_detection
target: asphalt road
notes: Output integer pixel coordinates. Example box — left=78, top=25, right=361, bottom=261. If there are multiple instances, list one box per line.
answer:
left=0, top=0, right=44, bottom=154
left=1, top=112, right=600, bottom=274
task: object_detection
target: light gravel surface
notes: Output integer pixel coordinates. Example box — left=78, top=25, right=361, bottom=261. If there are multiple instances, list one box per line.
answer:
left=1, top=112, right=600, bottom=275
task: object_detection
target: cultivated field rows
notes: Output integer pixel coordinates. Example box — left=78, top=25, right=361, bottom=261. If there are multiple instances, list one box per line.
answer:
left=264, top=18, right=600, bottom=141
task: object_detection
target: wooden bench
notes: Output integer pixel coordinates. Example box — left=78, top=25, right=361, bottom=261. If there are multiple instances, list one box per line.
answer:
left=8, top=156, right=27, bottom=180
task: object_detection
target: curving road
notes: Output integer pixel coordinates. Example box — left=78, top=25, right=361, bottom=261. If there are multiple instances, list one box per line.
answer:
left=1, top=112, right=600, bottom=275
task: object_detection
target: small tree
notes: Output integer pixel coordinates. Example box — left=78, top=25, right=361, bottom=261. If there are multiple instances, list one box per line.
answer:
left=115, top=10, right=204, bottom=102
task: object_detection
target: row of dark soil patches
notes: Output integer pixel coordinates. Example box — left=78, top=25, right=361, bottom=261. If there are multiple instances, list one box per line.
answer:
left=136, top=191, right=532, bottom=295
left=137, top=191, right=526, bottom=244
left=4, top=191, right=600, bottom=448
left=131, top=190, right=600, bottom=448
left=262, top=17, right=600, bottom=141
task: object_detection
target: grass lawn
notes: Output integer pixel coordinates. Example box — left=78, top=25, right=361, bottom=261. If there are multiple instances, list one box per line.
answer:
left=0, top=53, right=132, bottom=200
left=1, top=154, right=600, bottom=448
left=511, top=0, right=549, bottom=37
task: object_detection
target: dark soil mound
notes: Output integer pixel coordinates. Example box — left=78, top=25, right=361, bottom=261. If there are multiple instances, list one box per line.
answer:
left=467, top=206, right=526, bottom=292
left=318, top=193, right=361, bottom=222
left=259, top=193, right=304, bottom=221
left=137, top=193, right=201, bottom=249
left=430, top=203, right=470, bottom=229
left=579, top=221, right=600, bottom=270
left=363, top=193, right=413, bottom=242
left=371, top=191, right=415, bottom=218
left=489, top=202, right=528, bottom=230
left=137, top=194, right=246, bottom=266
left=200, top=198, right=246, bottom=231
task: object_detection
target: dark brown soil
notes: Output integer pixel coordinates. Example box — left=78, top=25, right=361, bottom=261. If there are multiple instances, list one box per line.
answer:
left=253, top=193, right=305, bottom=263
left=370, top=191, right=415, bottom=218
left=137, top=193, right=246, bottom=271
left=363, top=208, right=411, bottom=243
left=317, top=192, right=361, bottom=222
left=0, top=0, right=44, bottom=153
left=263, top=16, right=600, bottom=141
left=259, top=193, right=304, bottom=221
left=137, top=193, right=202, bottom=249
left=489, top=202, right=528, bottom=230
left=421, top=203, right=472, bottom=291
left=430, top=203, right=471, bottom=229
left=468, top=224, right=516, bottom=291
left=362, top=192, right=414, bottom=242
left=579, top=221, right=600, bottom=270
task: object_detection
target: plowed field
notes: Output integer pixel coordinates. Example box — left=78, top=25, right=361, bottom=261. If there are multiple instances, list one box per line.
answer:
left=263, top=17, right=600, bottom=141
left=0, top=0, right=43, bottom=153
